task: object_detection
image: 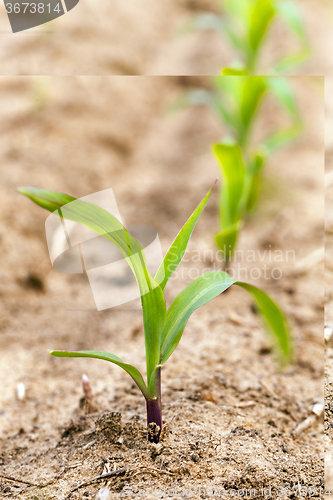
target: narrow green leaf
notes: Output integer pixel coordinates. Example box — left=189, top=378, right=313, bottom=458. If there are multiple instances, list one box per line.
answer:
left=234, top=282, right=292, bottom=363
left=215, top=223, right=240, bottom=259
left=18, top=187, right=153, bottom=295
left=155, top=182, right=216, bottom=292
left=160, top=271, right=236, bottom=364
left=244, top=153, right=266, bottom=213
left=160, top=272, right=292, bottom=366
left=215, top=74, right=245, bottom=102
left=263, top=124, right=301, bottom=154
left=224, top=0, right=252, bottom=24
left=221, top=67, right=249, bottom=76
left=213, top=142, right=245, bottom=227
left=249, top=0, right=275, bottom=53
left=276, top=0, right=307, bottom=43
left=17, top=187, right=75, bottom=212
left=245, top=172, right=261, bottom=213
left=240, top=77, right=267, bottom=144
left=19, top=187, right=166, bottom=394
left=171, top=89, right=235, bottom=130
left=266, top=77, right=299, bottom=119
left=214, top=76, right=245, bottom=131
left=19, top=190, right=165, bottom=322
left=273, top=49, right=310, bottom=74
left=49, top=350, right=154, bottom=400
left=273, top=1, right=309, bottom=73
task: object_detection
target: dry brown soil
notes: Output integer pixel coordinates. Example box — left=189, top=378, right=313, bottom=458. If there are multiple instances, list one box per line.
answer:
left=325, top=77, right=333, bottom=495
left=0, top=76, right=324, bottom=499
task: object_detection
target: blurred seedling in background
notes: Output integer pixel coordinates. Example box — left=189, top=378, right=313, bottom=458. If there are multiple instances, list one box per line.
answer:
left=19, top=183, right=292, bottom=443
left=175, top=76, right=301, bottom=263
left=182, top=0, right=310, bottom=74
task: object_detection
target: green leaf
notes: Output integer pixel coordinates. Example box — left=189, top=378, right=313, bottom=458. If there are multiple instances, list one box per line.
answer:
left=215, top=223, right=240, bottom=259
left=221, top=67, right=249, bottom=76
left=160, top=272, right=292, bottom=366
left=244, top=153, right=266, bottom=213
left=273, top=49, right=310, bottom=74
left=172, top=89, right=235, bottom=130
left=276, top=0, right=307, bottom=43
left=213, top=142, right=245, bottom=227
left=49, top=350, right=154, bottom=400
left=214, top=75, right=244, bottom=110
left=263, top=124, right=301, bottom=154
left=235, top=282, right=292, bottom=363
left=160, top=271, right=236, bottom=364
left=224, top=0, right=252, bottom=24
left=19, top=187, right=166, bottom=394
left=17, top=187, right=75, bottom=212
left=248, top=0, right=275, bottom=54
left=266, top=77, right=299, bottom=119
left=18, top=187, right=152, bottom=294
left=245, top=172, right=261, bottom=213
left=155, top=182, right=216, bottom=292
left=273, top=2, right=309, bottom=73
left=240, top=77, right=267, bottom=145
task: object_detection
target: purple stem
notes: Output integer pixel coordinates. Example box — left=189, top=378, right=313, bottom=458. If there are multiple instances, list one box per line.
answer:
left=146, top=367, right=162, bottom=443
left=146, top=398, right=162, bottom=443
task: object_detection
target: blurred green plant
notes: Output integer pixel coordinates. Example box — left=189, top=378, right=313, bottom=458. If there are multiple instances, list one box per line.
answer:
left=176, top=75, right=301, bottom=263
left=18, top=183, right=292, bottom=443
left=182, top=0, right=310, bottom=74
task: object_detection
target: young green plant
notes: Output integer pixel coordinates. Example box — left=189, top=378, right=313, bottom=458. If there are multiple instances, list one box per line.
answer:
left=182, top=0, right=310, bottom=74
left=177, top=75, right=301, bottom=262
left=18, top=183, right=292, bottom=443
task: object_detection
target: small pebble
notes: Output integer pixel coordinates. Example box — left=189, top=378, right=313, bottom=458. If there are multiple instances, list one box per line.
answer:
left=95, top=487, right=111, bottom=500
left=312, top=401, right=324, bottom=417
left=325, top=327, right=333, bottom=343
left=16, top=383, right=25, bottom=401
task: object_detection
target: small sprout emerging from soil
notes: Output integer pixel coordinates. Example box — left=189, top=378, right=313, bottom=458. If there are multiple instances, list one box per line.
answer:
left=82, top=374, right=93, bottom=400
left=16, top=382, right=25, bottom=401
left=80, top=374, right=98, bottom=413
left=19, top=183, right=292, bottom=443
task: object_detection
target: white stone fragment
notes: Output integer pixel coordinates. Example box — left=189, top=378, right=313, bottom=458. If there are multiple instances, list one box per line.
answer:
left=16, top=383, right=25, bottom=401
left=325, top=327, right=333, bottom=343
left=312, top=401, right=324, bottom=417
left=95, top=487, right=111, bottom=500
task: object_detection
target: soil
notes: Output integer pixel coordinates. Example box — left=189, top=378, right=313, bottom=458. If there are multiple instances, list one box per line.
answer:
left=0, top=76, right=324, bottom=499
left=0, top=0, right=332, bottom=75
left=325, top=76, right=333, bottom=495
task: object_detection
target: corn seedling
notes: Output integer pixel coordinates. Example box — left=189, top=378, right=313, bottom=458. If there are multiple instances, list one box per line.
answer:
left=176, top=76, right=301, bottom=262
left=19, top=184, right=291, bottom=443
left=182, top=0, right=310, bottom=74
